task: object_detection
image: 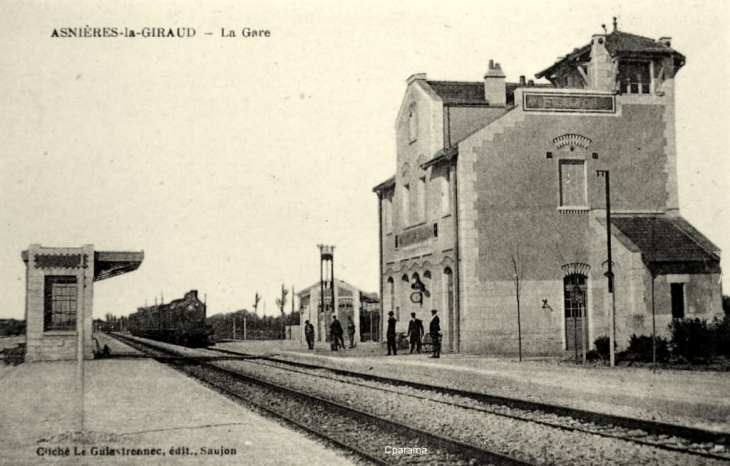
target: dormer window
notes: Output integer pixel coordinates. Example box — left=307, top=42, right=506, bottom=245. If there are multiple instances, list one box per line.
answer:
left=618, top=61, right=651, bottom=94
left=408, top=102, right=418, bottom=142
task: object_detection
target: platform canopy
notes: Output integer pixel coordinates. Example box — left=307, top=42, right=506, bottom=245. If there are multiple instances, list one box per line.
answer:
left=93, top=251, right=144, bottom=281
left=20, top=249, right=144, bottom=282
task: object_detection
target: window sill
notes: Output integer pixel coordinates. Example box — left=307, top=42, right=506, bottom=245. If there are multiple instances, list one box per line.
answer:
left=402, top=221, right=428, bottom=231
left=43, top=330, right=77, bottom=336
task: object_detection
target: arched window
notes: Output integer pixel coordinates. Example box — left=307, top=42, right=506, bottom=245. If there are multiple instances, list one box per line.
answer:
left=563, top=274, right=587, bottom=318
left=443, top=268, right=453, bottom=316
left=409, top=102, right=418, bottom=142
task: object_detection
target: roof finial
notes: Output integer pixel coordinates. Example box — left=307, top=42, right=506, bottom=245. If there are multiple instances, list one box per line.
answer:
left=601, top=24, right=607, bottom=34
left=613, top=16, right=618, bottom=32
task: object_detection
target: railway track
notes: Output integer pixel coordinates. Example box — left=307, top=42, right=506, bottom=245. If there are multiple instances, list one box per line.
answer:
left=112, top=334, right=534, bottom=466
left=202, top=345, right=730, bottom=463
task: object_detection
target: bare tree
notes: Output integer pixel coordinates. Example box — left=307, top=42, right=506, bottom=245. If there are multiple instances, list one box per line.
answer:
left=500, top=242, right=531, bottom=362
left=276, top=285, right=289, bottom=340
left=253, top=292, right=261, bottom=316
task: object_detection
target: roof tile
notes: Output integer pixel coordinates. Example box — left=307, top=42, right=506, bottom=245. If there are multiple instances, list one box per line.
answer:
left=611, top=216, right=718, bottom=264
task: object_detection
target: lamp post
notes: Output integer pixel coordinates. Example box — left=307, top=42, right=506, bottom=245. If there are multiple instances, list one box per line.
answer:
left=596, top=170, right=616, bottom=367
left=514, top=273, right=522, bottom=363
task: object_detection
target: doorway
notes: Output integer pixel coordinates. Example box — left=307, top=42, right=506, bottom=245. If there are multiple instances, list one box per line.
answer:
left=564, top=274, right=587, bottom=351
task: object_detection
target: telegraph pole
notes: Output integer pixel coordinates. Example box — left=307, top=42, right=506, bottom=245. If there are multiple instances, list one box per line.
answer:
left=597, top=170, right=616, bottom=367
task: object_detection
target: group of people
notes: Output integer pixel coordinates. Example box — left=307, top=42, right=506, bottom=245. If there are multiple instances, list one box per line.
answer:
left=386, top=309, right=441, bottom=358
left=303, top=315, right=356, bottom=351
left=304, top=309, right=442, bottom=359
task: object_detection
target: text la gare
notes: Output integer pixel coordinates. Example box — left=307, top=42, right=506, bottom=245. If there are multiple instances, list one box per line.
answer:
left=222, top=28, right=271, bottom=38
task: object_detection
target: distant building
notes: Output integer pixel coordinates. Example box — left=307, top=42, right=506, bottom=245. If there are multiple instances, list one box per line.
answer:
left=297, top=278, right=380, bottom=344
left=374, top=25, right=722, bottom=356
left=21, top=244, right=143, bottom=361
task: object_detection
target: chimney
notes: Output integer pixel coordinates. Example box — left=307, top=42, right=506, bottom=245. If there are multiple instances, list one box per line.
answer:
left=519, top=75, right=526, bottom=86
left=484, top=59, right=506, bottom=106
left=591, top=33, right=612, bottom=90
left=406, top=73, right=427, bottom=85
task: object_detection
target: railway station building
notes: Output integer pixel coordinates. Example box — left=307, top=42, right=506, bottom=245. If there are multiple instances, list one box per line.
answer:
left=297, top=278, right=380, bottom=344
left=21, top=244, right=143, bottom=362
left=373, top=25, right=723, bottom=356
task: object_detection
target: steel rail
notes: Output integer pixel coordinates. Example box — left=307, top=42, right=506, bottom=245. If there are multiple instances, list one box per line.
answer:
left=114, top=333, right=536, bottom=466
left=205, top=346, right=730, bottom=462
left=113, top=334, right=389, bottom=465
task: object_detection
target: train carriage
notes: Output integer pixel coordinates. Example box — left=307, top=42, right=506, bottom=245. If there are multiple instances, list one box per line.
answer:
left=127, top=290, right=215, bottom=347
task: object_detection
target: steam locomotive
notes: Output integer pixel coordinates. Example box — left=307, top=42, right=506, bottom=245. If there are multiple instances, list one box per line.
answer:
left=127, top=290, right=215, bottom=347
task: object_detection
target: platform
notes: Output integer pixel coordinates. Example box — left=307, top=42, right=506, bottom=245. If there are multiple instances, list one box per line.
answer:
left=217, top=339, right=730, bottom=434
left=0, top=333, right=355, bottom=466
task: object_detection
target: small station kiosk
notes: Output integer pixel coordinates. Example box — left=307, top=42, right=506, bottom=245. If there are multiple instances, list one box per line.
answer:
left=21, top=244, right=143, bottom=362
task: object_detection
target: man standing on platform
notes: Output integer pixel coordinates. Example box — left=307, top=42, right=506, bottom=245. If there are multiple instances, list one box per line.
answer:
left=347, top=316, right=357, bottom=348
left=304, top=320, right=315, bottom=350
left=429, top=309, right=441, bottom=358
left=407, top=312, right=424, bottom=354
left=330, top=315, right=345, bottom=350
left=386, top=311, right=397, bottom=356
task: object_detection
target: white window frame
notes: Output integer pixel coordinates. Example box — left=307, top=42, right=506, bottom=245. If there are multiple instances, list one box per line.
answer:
left=409, top=102, right=418, bottom=143
left=441, top=169, right=451, bottom=216
left=558, top=159, right=587, bottom=208
left=402, top=184, right=410, bottom=227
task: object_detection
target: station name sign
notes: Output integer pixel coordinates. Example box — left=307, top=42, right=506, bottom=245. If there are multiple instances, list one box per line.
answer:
left=523, top=93, right=615, bottom=113
left=34, top=253, right=88, bottom=269
left=397, top=223, right=435, bottom=248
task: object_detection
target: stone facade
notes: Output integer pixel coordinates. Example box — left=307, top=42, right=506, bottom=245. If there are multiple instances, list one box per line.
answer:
left=23, top=245, right=95, bottom=362
left=375, top=28, right=722, bottom=356
left=297, top=278, right=379, bottom=344
left=22, top=245, right=143, bottom=362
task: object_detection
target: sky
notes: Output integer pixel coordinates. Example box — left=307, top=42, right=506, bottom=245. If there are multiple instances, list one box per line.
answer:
left=1, top=0, right=728, bottom=320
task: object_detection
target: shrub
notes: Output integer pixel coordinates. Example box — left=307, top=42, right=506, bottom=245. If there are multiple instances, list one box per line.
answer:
left=669, top=318, right=712, bottom=362
left=723, top=295, right=730, bottom=317
left=710, top=316, right=730, bottom=359
left=594, top=336, right=612, bottom=360
left=586, top=349, right=601, bottom=361
left=626, top=334, right=670, bottom=363
left=3, top=344, right=25, bottom=365
left=0, top=319, right=25, bottom=337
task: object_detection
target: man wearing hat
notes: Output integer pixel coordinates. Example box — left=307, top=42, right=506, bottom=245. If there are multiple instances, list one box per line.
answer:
left=330, top=314, right=345, bottom=351
left=386, top=310, right=398, bottom=356
left=429, top=309, right=441, bottom=358
left=407, top=312, right=424, bottom=354
left=304, top=320, right=315, bottom=350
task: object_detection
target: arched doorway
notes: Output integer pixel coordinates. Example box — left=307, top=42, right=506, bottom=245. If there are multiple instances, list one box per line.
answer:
left=443, top=267, right=455, bottom=352
left=564, top=274, right=587, bottom=351
left=400, top=274, right=409, bottom=321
